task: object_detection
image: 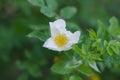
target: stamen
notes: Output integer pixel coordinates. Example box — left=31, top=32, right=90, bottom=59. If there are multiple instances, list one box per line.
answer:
left=54, top=34, right=68, bottom=47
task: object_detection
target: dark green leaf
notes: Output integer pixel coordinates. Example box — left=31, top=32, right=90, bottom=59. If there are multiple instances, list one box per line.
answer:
left=46, top=0, right=58, bottom=11
left=27, top=31, right=49, bottom=42
left=69, top=75, right=83, bottom=80
left=28, top=0, right=45, bottom=7
left=40, top=6, right=56, bottom=18
left=18, top=73, right=28, bottom=80
left=51, top=61, right=72, bottom=75
left=97, top=20, right=106, bottom=37
left=60, top=6, right=77, bottom=19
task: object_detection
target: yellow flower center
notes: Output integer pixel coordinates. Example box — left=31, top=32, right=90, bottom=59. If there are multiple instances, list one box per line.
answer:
left=54, top=34, right=68, bottom=47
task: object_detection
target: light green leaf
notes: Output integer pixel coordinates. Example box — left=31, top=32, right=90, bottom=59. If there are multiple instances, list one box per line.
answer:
left=88, top=29, right=97, bottom=40
left=65, top=60, right=82, bottom=69
left=72, top=45, right=84, bottom=58
left=51, top=61, right=72, bottom=75
left=104, top=40, right=108, bottom=47
left=60, top=6, right=77, bottom=19
left=92, top=39, right=101, bottom=47
left=69, top=75, right=83, bottom=80
left=108, top=16, right=120, bottom=35
left=89, top=61, right=100, bottom=72
left=40, top=6, right=56, bottom=18
left=28, top=0, right=45, bottom=7
left=81, top=44, right=88, bottom=55
left=109, top=16, right=119, bottom=28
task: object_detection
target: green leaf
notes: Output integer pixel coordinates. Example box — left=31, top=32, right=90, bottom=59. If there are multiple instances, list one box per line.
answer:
left=65, top=60, right=82, bottom=69
left=88, top=53, right=101, bottom=61
left=89, top=61, right=100, bottom=72
left=111, top=55, right=120, bottom=64
left=24, top=50, right=33, bottom=59
left=69, top=75, right=83, bottom=80
left=67, top=22, right=80, bottom=31
left=29, top=24, right=48, bottom=30
left=72, top=45, right=84, bottom=58
left=28, top=0, right=45, bottom=7
left=108, top=16, right=120, bottom=35
left=46, top=0, right=58, bottom=11
left=107, top=46, right=113, bottom=56
left=28, top=64, right=42, bottom=77
left=60, top=6, right=77, bottom=19
left=18, top=73, right=28, bottom=80
left=111, top=46, right=119, bottom=55
left=104, top=40, right=108, bottom=47
left=92, top=39, right=101, bottom=47
left=40, top=6, right=56, bottom=18
left=77, top=64, right=94, bottom=76
left=97, top=20, right=106, bottom=37
left=88, top=29, right=97, bottom=40
left=27, top=31, right=49, bottom=42
left=16, top=61, right=41, bottom=77
left=81, top=44, right=89, bottom=55
left=51, top=61, right=72, bottom=75
left=16, top=60, right=27, bottom=70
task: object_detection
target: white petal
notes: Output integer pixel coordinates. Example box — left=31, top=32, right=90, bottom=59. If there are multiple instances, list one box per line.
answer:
left=43, top=38, right=62, bottom=51
left=63, top=43, right=72, bottom=51
left=71, top=31, right=81, bottom=43
left=49, top=22, right=60, bottom=37
left=65, top=31, right=80, bottom=44
left=58, top=46, right=72, bottom=51
left=49, top=19, right=66, bottom=37
left=54, top=19, right=66, bottom=28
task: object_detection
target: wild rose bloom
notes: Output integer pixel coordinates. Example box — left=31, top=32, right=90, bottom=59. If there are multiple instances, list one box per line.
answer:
left=43, top=19, right=80, bottom=51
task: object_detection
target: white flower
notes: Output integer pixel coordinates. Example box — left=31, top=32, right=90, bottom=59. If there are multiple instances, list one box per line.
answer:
left=43, top=19, right=81, bottom=51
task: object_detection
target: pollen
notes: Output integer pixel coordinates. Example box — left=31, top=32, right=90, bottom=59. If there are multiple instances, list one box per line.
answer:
left=54, top=34, right=68, bottom=47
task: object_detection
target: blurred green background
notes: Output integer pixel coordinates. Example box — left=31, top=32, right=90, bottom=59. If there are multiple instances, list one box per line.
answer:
left=0, top=0, right=120, bottom=80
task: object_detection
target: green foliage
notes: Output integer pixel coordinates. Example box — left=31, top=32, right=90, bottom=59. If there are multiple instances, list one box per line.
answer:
left=40, top=6, right=56, bottom=18
left=108, top=17, right=120, bottom=36
left=69, top=75, right=83, bottom=80
left=46, top=0, right=58, bottom=11
left=1, top=0, right=120, bottom=80
left=28, top=0, right=45, bottom=7
left=18, top=73, right=28, bottom=80
left=77, top=64, right=94, bottom=76
left=27, top=30, right=49, bottom=42
left=60, top=6, right=77, bottom=19
left=51, top=61, right=72, bottom=75
left=16, top=60, right=42, bottom=77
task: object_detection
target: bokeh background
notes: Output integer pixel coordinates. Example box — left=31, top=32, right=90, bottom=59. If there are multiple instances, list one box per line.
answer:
left=0, top=0, right=120, bottom=80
